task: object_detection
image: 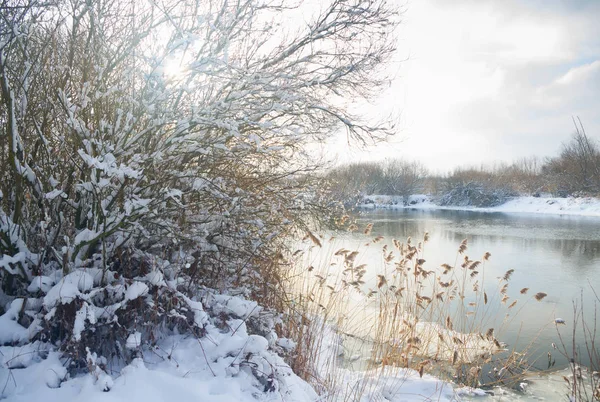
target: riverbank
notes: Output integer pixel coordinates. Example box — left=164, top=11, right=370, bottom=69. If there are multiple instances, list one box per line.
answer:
left=360, top=194, right=600, bottom=217
left=1, top=307, right=482, bottom=402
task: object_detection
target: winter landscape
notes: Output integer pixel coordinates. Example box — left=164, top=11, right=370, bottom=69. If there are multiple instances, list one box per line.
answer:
left=1, top=0, right=600, bottom=401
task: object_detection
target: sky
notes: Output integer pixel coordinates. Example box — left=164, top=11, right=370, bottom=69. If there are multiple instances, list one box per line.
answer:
left=329, top=0, right=600, bottom=173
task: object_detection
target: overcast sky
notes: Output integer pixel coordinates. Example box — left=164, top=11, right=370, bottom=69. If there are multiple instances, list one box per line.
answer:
left=330, top=0, right=600, bottom=173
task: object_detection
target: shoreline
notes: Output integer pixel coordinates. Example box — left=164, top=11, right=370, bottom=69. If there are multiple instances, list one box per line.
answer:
left=358, top=194, right=600, bottom=218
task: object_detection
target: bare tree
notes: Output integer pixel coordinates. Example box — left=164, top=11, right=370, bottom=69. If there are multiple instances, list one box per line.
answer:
left=326, top=159, right=428, bottom=205
left=545, top=119, right=600, bottom=194
left=381, top=159, right=428, bottom=204
left=326, top=161, right=384, bottom=203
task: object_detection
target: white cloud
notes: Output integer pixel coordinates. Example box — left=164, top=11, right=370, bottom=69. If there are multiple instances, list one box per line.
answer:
left=332, top=0, right=600, bottom=172
left=556, top=60, right=600, bottom=85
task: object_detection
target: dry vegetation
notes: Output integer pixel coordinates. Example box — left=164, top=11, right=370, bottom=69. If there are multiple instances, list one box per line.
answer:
left=279, top=223, right=576, bottom=400
left=552, top=289, right=600, bottom=401
left=0, top=0, right=399, bottom=385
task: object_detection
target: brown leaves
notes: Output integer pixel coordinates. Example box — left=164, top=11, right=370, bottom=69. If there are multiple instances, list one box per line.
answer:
left=385, top=251, right=394, bottom=262
left=534, top=292, right=547, bottom=301
left=306, top=230, right=321, bottom=247
left=335, top=248, right=348, bottom=256
left=439, top=279, right=454, bottom=288
left=502, top=269, right=515, bottom=281
left=441, top=263, right=453, bottom=274
left=417, top=360, right=430, bottom=378
left=407, top=336, right=421, bottom=345
left=345, top=251, right=359, bottom=263
left=520, top=288, right=529, bottom=294
left=452, top=336, right=463, bottom=345
left=468, top=261, right=480, bottom=270
left=469, top=366, right=482, bottom=378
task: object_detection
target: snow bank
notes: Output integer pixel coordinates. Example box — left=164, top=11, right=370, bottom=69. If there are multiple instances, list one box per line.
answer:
left=0, top=294, right=487, bottom=402
left=308, top=323, right=476, bottom=401
left=492, top=196, right=600, bottom=216
left=360, top=195, right=600, bottom=217
left=2, top=322, right=317, bottom=402
left=361, top=194, right=430, bottom=208
left=0, top=299, right=40, bottom=344
left=331, top=368, right=464, bottom=402
left=44, top=270, right=94, bottom=308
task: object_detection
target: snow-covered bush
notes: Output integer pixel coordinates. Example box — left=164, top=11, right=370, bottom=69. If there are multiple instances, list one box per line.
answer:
left=0, top=0, right=399, bottom=390
left=438, top=182, right=514, bottom=208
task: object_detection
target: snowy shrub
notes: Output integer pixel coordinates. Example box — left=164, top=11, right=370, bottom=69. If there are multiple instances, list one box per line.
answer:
left=0, top=0, right=399, bottom=391
left=438, top=182, right=515, bottom=208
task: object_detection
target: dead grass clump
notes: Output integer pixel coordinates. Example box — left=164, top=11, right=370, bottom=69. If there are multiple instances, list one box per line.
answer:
left=281, top=225, right=553, bottom=399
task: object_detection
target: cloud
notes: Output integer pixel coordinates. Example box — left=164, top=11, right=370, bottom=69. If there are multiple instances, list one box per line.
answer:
left=332, top=0, right=600, bottom=172
left=555, top=60, right=600, bottom=86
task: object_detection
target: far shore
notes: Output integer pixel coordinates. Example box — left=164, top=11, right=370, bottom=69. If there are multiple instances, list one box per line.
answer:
left=358, top=194, right=600, bottom=217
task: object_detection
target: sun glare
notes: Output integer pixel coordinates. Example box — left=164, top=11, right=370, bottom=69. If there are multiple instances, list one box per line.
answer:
left=163, top=57, right=187, bottom=80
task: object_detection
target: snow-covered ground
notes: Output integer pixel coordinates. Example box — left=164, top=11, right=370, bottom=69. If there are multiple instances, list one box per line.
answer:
left=1, top=291, right=587, bottom=402
left=361, top=194, right=600, bottom=217
left=0, top=292, right=474, bottom=402
left=310, top=324, right=488, bottom=402
left=0, top=292, right=317, bottom=402
left=0, top=336, right=316, bottom=402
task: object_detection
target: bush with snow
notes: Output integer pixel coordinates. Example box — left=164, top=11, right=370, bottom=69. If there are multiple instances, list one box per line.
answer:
left=0, top=0, right=398, bottom=397
left=438, top=182, right=515, bottom=208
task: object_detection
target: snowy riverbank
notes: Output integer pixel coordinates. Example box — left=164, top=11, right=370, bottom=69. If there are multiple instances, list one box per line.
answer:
left=1, top=319, right=480, bottom=402
left=360, top=194, right=600, bottom=217
left=0, top=290, right=480, bottom=402
left=4, top=200, right=597, bottom=402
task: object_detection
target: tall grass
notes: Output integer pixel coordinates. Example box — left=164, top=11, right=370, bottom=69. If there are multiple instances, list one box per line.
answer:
left=552, top=286, right=600, bottom=401
left=280, top=223, right=555, bottom=400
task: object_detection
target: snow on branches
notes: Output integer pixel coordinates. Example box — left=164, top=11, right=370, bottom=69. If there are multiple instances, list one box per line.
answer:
left=0, top=0, right=399, bottom=390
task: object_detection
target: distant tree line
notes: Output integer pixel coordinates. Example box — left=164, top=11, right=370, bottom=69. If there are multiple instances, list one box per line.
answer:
left=327, top=122, right=600, bottom=206
left=326, top=159, right=428, bottom=205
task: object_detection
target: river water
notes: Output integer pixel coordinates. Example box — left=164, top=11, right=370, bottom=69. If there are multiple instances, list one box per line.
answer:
left=308, top=208, right=600, bottom=399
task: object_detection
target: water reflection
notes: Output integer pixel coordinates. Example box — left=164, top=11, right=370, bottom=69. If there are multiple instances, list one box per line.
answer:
left=359, top=209, right=600, bottom=264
